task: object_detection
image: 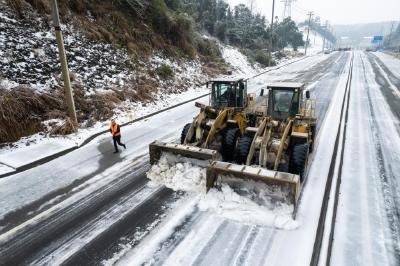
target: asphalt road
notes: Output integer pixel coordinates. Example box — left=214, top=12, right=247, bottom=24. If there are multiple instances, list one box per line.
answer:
left=4, top=51, right=389, bottom=266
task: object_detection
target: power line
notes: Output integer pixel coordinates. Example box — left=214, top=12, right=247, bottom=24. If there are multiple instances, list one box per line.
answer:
left=281, top=0, right=297, bottom=19
left=292, top=4, right=308, bottom=14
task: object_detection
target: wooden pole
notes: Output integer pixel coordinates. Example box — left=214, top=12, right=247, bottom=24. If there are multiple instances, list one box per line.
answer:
left=50, top=0, right=78, bottom=127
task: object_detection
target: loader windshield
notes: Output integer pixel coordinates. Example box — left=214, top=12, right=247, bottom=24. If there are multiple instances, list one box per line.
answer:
left=273, top=90, right=294, bottom=113
left=212, top=83, right=234, bottom=107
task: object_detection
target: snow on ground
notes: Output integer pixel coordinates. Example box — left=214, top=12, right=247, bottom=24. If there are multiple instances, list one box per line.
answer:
left=147, top=153, right=297, bottom=229
left=0, top=33, right=315, bottom=172
left=0, top=163, right=14, bottom=175
left=0, top=4, right=205, bottom=93
left=0, top=52, right=340, bottom=265
left=220, top=44, right=261, bottom=76
left=0, top=1, right=210, bottom=167
left=368, top=54, right=400, bottom=98
left=0, top=85, right=208, bottom=169
left=0, top=6, right=133, bottom=92
left=259, top=54, right=352, bottom=266
left=298, top=27, right=331, bottom=55
left=0, top=2, right=269, bottom=171
left=330, top=51, right=400, bottom=266
left=374, top=51, right=400, bottom=79
left=0, top=53, right=331, bottom=235
left=114, top=196, right=199, bottom=266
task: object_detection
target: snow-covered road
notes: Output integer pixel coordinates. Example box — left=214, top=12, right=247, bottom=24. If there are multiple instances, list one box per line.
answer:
left=117, top=52, right=352, bottom=266
left=4, top=51, right=399, bottom=265
left=0, top=53, right=334, bottom=223
left=330, top=52, right=400, bottom=265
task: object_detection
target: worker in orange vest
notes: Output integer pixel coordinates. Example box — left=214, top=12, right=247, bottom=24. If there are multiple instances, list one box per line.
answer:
left=110, top=119, right=126, bottom=153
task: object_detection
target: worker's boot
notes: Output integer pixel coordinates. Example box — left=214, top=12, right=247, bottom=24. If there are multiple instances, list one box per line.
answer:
left=114, top=150, right=119, bottom=154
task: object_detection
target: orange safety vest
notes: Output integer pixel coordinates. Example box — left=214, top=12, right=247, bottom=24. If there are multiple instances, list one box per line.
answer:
left=110, top=123, right=121, bottom=137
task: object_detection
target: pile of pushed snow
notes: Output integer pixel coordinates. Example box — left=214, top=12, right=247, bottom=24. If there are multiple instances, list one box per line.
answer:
left=220, top=44, right=260, bottom=76
left=199, top=180, right=298, bottom=229
left=147, top=153, right=298, bottom=229
left=147, top=154, right=208, bottom=193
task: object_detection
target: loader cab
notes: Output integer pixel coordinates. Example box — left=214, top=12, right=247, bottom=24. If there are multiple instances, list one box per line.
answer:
left=208, top=79, right=247, bottom=109
left=267, top=82, right=304, bottom=121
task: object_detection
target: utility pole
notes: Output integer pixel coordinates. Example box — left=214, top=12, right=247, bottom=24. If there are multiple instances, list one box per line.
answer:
left=322, top=20, right=328, bottom=52
left=269, top=0, right=276, bottom=66
left=304, top=11, right=313, bottom=55
left=387, top=22, right=395, bottom=48
left=50, top=0, right=78, bottom=127
left=248, top=0, right=255, bottom=14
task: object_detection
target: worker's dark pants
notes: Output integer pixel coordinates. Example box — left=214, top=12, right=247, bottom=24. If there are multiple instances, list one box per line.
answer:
left=113, top=136, right=126, bottom=151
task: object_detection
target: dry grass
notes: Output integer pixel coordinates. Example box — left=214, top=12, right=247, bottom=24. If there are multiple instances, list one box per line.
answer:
left=49, top=117, right=76, bottom=136
left=0, top=75, right=161, bottom=143
left=0, top=1, right=226, bottom=143
left=0, top=86, right=47, bottom=142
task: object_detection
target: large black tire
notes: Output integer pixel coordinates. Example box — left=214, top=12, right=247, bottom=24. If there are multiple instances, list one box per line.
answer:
left=181, top=123, right=194, bottom=144
left=221, top=128, right=240, bottom=161
left=235, top=135, right=253, bottom=164
left=290, top=143, right=309, bottom=182
left=309, top=125, right=316, bottom=153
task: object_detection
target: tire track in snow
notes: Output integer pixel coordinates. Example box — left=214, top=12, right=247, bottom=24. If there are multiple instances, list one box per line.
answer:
left=310, top=52, right=354, bottom=266
left=360, top=53, right=400, bottom=262
left=329, top=52, right=400, bottom=265
left=190, top=222, right=260, bottom=266
left=231, top=226, right=260, bottom=266
left=365, top=52, right=400, bottom=125
left=145, top=207, right=203, bottom=265
left=0, top=162, right=174, bottom=265
left=240, top=227, right=276, bottom=266
left=190, top=221, right=229, bottom=266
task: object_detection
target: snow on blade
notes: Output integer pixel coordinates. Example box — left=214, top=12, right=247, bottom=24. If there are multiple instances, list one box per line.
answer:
left=147, top=153, right=208, bottom=193
left=147, top=153, right=299, bottom=229
left=200, top=180, right=299, bottom=230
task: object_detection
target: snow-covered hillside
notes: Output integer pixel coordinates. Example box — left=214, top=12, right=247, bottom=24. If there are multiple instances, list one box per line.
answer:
left=220, top=45, right=261, bottom=76
left=0, top=0, right=262, bottom=170
left=0, top=1, right=262, bottom=150
left=298, top=27, right=333, bottom=54
left=0, top=3, right=207, bottom=93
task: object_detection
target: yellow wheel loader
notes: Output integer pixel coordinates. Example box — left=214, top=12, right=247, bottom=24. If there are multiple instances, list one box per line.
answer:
left=149, top=78, right=257, bottom=165
left=206, top=82, right=317, bottom=209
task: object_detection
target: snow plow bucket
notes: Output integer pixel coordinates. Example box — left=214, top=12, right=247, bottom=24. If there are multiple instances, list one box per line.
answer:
left=149, top=141, right=222, bottom=165
left=206, top=161, right=301, bottom=207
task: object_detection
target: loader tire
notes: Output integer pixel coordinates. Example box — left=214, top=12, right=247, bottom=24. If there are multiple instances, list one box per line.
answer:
left=181, top=123, right=194, bottom=144
left=221, top=128, right=240, bottom=161
left=235, top=135, right=252, bottom=164
left=290, top=143, right=309, bottom=182
left=309, top=124, right=316, bottom=153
